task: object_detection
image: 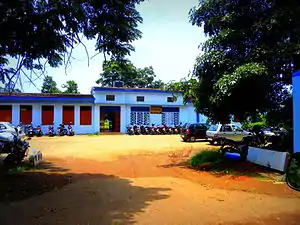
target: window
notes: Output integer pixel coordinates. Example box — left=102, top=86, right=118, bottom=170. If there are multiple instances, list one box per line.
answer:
left=0, top=124, right=7, bottom=129
left=0, top=105, right=12, bottom=122
left=130, top=107, right=150, bottom=125
left=63, top=106, right=75, bottom=125
left=167, top=97, right=174, bottom=102
left=161, top=112, right=180, bottom=125
left=221, top=125, right=232, bottom=132
left=136, top=96, right=144, bottom=102
left=80, top=106, right=92, bottom=125
left=20, top=105, right=32, bottom=124
left=208, top=125, right=219, bottom=131
left=106, top=95, right=115, bottom=101
left=232, top=125, right=243, bottom=132
left=42, top=105, right=54, bottom=125
left=196, top=123, right=207, bottom=129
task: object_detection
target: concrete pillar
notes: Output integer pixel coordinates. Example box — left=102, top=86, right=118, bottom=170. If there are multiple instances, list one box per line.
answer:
left=293, top=70, right=300, bottom=153
left=32, top=104, right=41, bottom=126
left=120, top=105, right=126, bottom=133
left=93, top=105, right=100, bottom=133
left=74, top=105, right=80, bottom=133
left=54, top=104, right=62, bottom=125
left=12, top=104, right=20, bottom=125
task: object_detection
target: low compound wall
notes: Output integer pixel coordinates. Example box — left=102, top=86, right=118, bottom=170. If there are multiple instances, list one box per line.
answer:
left=247, top=147, right=290, bottom=172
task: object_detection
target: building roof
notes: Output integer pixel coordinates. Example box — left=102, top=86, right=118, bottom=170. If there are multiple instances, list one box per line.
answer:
left=0, top=92, right=93, bottom=98
left=0, top=92, right=94, bottom=103
left=92, top=86, right=181, bottom=94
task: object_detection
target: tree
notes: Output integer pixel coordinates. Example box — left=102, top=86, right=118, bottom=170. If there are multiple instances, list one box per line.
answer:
left=0, top=0, right=144, bottom=91
left=62, top=80, right=80, bottom=94
left=96, top=59, right=165, bottom=88
left=171, top=0, right=300, bottom=124
left=41, top=76, right=61, bottom=93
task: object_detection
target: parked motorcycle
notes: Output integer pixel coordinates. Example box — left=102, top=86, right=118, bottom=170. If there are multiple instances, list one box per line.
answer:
left=0, top=129, right=30, bottom=168
left=127, top=125, right=134, bottom=135
left=35, top=125, right=43, bottom=137
left=148, top=124, right=156, bottom=135
left=48, top=124, right=55, bottom=137
left=140, top=125, right=149, bottom=135
left=57, top=124, right=68, bottom=136
left=171, top=125, right=179, bottom=134
left=133, top=125, right=141, bottom=135
left=157, top=125, right=167, bottom=135
left=26, top=123, right=34, bottom=137
left=164, top=124, right=173, bottom=134
left=68, top=123, right=75, bottom=136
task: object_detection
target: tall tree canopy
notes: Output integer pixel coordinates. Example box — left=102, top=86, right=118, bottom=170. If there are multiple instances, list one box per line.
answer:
left=0, top=0, right=144, bottom=91
left=62, top=80, right=80, bottom=94
left=96, top=59, right=165, bottom=88
left=41, top=76, right=61, bottom=93
left=172, top=0, right=300, bottom=124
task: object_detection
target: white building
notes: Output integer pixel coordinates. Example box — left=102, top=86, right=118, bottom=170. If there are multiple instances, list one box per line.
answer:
left=0, top=87, right=208, bottom=134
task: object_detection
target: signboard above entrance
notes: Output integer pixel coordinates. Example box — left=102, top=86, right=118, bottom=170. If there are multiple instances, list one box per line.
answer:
left=150, top=106, right=162, bottom=114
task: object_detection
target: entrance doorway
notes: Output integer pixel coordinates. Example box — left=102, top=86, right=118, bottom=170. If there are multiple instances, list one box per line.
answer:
left=100, top=106, right=121, bottom=132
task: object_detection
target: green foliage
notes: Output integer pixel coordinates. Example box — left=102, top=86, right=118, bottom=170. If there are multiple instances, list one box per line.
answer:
left=242, top=121, right=268, bottom=131
left=96, top=59, right=165, bottom=88
left=189, top=150, right=222, bottom=167
left=41, top=76, right=61, bottom=93
left=183, top=0, right=300, bottom=124
left=0, top=0, right=144, bottom=88
left=287, top=157, right=300, bottom=189
left=62, top=80, right=80, bottom=94
left=164, top=77, right=199, bottom=105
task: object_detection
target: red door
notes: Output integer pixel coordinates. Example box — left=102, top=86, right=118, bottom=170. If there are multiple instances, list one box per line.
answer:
left=20, top=105, right=32, bottom=124
left=62, top=106, right=75, bottom=125
left=0, top=105, right=12, bottom=122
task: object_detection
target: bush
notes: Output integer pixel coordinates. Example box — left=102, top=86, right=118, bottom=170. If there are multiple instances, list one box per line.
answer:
left=242, top=121, right=268, bottom=131
left=189, top=150, right=223, bottom=167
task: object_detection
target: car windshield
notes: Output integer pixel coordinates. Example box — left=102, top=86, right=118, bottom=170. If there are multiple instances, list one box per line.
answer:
left=208, top=125, right=219, bottom=131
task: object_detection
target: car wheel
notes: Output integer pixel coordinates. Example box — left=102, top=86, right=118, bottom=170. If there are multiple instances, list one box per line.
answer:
left=190, top=136, right=196, bottom=142
left=209, top=140, right=214, bottom=145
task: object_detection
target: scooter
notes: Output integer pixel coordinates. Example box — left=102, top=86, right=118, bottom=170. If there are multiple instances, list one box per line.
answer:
left=35, top=125, right=43, bottom=137
left=57, top=124, right=68, bottom=136
left=26, top=123, right=34, bottom=137
left=48, top=124, right=55, bottom=137
left=68, top=123, right=75, bottom=136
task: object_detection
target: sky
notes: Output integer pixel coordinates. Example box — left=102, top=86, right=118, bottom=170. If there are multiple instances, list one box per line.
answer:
left=23, top=0, right=206, bottom=94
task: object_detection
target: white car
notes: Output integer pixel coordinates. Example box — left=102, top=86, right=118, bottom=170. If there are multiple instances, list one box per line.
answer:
left=206, top=124, right=252, bottom=145
left=0, top=122, right=25, bottom=138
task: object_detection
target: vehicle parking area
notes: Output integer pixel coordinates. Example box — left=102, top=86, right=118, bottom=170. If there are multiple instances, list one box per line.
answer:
left=1, top=135, right=300, bottom=225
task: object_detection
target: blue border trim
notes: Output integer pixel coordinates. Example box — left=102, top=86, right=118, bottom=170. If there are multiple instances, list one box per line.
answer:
left=0, top=96, right=94, bottom=103
left=93, top=87, right=182, bottom=95
left=292, top=71, right=300, bottom=78
left=131, top=106, right=150, bottom=112
left=162, top=107, right=180, bottom=113
left=100, top=106, right=121, bottom=113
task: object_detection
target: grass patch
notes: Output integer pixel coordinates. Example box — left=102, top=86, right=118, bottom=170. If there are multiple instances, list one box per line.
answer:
left=189, top=150, right=268, bottom=179
left=189, top=150, right=223, bottom=167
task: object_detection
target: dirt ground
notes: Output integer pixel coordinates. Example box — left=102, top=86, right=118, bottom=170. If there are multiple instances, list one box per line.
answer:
left=0, top=135, right=300, bottom=225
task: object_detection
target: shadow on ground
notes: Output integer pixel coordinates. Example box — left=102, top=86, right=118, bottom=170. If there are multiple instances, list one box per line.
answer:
left=0, top=161, right=171, bottom=225
left=159, top=157, right=283, bottom=180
